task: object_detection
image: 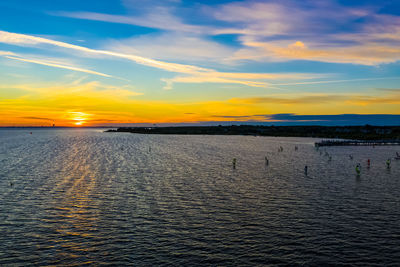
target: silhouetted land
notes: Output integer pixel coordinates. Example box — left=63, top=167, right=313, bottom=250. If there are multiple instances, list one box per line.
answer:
left=106, top=125, right=400, bottom=140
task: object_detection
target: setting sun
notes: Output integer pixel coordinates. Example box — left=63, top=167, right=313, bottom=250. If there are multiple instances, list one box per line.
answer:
left=69, top=112, right=90, bottom=126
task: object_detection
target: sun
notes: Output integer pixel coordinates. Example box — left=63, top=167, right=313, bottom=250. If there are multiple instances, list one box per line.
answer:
left=69, top=111, right=91, bottom=126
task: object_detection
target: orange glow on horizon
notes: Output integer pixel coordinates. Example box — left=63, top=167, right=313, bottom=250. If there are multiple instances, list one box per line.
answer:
left=0, top=81, right=399, bottom=127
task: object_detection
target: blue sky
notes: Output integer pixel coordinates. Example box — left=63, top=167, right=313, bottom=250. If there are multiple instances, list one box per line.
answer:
left=0, top=0, right=399, bottom=126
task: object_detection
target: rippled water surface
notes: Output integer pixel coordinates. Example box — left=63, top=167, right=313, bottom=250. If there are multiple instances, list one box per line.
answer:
left=1, top=128, right=399, bottom=266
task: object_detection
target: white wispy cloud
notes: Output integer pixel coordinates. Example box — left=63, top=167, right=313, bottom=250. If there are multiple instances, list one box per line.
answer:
left=106, top=33, right=235, bottom=63
left=0, top=30, right=211, bottom=74
left=0, top=30, right=323, bottom=89
left=46, top=0, right=400, bottom=66
left=232, top=37, right=400, bottom=65
left=0, top=50, right=16, bottom=56
left=211, top=0, right=376, bottom=38
left=213, top=1, right=400, bottom=65
left=270, top=77, right=400, bottom=86
left=161, top=75, right=268, bottom=89
left=5, top=55, right=113, bottom=77
left=161, top=72, right=325, bottom=89
left=52, top=9, right=209, bottom=34
left=51, top=0, right=211, bottom=34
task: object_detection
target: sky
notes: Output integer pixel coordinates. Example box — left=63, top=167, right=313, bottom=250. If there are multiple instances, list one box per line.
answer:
left=0, top=0, right=399, bottom=126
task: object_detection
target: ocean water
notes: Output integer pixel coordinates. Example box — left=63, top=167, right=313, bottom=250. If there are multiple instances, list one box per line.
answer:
left=0, top=128, right=399, bottom=266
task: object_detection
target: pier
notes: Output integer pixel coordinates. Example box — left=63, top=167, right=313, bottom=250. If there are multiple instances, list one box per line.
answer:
left=315, top=140, right=400, bottom=147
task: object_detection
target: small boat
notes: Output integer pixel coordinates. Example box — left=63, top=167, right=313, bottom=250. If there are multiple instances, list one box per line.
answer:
left=395, top=153, right=400, bottom=160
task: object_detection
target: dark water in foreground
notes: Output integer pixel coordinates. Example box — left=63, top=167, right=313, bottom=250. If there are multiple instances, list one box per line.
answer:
left=0, top=128, right=399, bottom=266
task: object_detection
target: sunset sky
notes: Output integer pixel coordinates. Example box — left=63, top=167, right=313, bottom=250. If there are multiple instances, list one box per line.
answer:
left=1, top=0, right=400, bottom=126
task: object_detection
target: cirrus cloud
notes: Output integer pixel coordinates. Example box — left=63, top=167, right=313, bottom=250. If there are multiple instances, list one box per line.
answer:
left=0, top=30, right=324, bottom=89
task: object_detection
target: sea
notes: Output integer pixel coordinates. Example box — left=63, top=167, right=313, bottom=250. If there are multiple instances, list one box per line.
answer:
left=0, top=128, right=399, bottom=266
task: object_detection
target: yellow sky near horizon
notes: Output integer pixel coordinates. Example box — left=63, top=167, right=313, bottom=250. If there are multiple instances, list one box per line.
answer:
left=1, top=80, right=399, bottom=127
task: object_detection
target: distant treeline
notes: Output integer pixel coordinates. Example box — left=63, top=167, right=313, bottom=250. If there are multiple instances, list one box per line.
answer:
left=106, top=125, right=400, bottom=140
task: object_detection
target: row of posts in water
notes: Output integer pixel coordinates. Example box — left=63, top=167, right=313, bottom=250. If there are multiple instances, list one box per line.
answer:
left=145, top=143, right=394, bottom=176
left=231, top=145, right=396, bottom=176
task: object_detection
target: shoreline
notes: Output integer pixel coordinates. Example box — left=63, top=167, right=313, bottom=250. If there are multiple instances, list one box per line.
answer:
left=105, top=125, right=400, bottom=141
